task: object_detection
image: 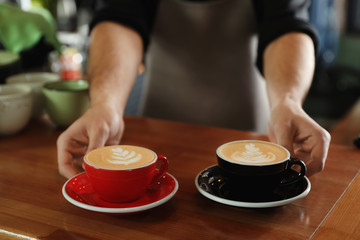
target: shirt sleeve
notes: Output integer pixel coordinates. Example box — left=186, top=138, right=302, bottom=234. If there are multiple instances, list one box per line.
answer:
left=252, top=0, right=319, bottom=75
left=89, top=0, right=159, bottom=51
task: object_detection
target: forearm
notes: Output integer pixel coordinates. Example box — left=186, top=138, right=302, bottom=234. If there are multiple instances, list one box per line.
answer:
left=263, top=32, right=315, bottom=109
left=87, top=21, right=144, bottom=115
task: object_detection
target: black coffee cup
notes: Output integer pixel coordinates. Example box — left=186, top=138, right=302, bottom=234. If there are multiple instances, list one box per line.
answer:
left=216, top=140, right=306, bottom=199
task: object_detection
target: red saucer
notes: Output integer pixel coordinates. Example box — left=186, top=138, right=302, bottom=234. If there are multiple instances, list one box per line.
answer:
left=62, top=172, right=178, bottom=214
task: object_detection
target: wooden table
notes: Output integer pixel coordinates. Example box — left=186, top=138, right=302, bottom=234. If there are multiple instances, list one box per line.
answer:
left=330, top=98, right=360, bottom=147
left=312, top=98, right=360, bottom=239
left=0, top=116, right=360, bottom=240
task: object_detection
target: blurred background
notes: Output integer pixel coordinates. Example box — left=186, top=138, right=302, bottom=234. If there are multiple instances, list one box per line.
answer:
left=305, top=0, right=360, bottom=130
left=0, top=0, right=359, bottom=130
left=0, top=0, right=143, bottom=116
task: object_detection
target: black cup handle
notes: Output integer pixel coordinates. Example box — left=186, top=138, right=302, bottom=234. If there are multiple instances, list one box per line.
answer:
left=280, top=158, right=307, bottom=186
left=198, top=168, right=228, bottom=197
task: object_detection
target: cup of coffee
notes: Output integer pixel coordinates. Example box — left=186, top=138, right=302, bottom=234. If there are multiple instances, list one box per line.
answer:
left=84, top=145, right=169, bottom=203
left=216, top=140, right=306, bottom=198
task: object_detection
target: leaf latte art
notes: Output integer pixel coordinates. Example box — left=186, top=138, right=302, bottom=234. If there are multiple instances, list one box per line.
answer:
left=107, top=148, right=142, bottom=165
left=218, top=141, right=289, bottom=165
left=231, top=143, right=276, bottom=164
left=85, top=145, right=156, bottom=169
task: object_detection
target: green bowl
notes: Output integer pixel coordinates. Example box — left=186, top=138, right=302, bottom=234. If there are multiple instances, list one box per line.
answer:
left=42, top=80, right=90, bottom=127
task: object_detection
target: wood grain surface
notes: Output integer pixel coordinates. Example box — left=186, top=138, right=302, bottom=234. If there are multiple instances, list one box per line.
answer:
left=313, top=98, right=360, bottom=240
left=330, top=98, right=360, bottom=147
left=0, top=116, right=359, bottom=240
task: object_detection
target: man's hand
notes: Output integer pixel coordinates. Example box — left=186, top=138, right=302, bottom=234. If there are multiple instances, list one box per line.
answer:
left=57, top=103, right=124, bottom=178
left=268, top=99, right=330, bottom=176
left=57, top=22, right=144, bottom=178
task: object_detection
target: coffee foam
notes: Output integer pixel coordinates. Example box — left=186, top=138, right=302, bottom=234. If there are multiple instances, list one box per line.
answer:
left=85, top=145, right=156, bottom=169
left=218, top=141, right=289, bottom=165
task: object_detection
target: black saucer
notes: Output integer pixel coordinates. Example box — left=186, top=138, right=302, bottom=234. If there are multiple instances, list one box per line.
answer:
left=195, top=165, right=310, bottom=208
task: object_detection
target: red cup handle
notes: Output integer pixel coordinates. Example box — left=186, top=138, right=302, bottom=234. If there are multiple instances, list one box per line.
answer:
left=148, top=154, right=169, bottom=190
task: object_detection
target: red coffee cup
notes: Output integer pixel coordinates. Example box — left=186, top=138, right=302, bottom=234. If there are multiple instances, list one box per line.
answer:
left=84, top=145, right=168, bottom=203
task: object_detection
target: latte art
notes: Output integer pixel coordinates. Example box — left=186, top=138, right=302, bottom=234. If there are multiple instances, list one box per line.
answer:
left=108, top=148, right=142, bottom=165
left=231, top=143, right=276, bottom=164
left=85, top=145, right=156, bottom=169
left=217, top=140, right=289, bottom=165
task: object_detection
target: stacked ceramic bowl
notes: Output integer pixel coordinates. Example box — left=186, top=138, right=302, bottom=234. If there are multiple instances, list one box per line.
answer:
left=0, top=50, right=21, bottom=84
left=0, top=84, right=32, bottom=135
left=6, top=72, right=60, bottom=118
left=0, top=72, right=61, bottom=136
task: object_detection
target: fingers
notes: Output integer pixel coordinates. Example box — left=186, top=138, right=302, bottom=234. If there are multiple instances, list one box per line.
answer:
left=57, top=132, right=85, bottom=178
left=58, top=154, right=83, bottom=178
left=57, top=108, right=125, bottom=179
left=298, top=129, right=331, bottom=176
left=269, top=117, right=330, bottom=176
left=87, top=120, right=123, bottom=153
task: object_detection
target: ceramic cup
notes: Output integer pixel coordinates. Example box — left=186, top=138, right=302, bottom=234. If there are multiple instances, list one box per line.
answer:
left=0, top=50, right=21, bottom=84
left=0, top=84, right=32, bottom=135
left=216, top=140, right=306, bottom=198
left=6, top=72, right=60, bottom=118
left=84, top=145, right=169, bottom=203
left=42, top=80, right=89, bottom=127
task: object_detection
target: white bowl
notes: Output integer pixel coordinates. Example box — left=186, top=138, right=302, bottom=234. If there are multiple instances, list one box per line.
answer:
left=0, top=84, right=32, bottom=136
left=6, top=72, right=60, bottom=118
